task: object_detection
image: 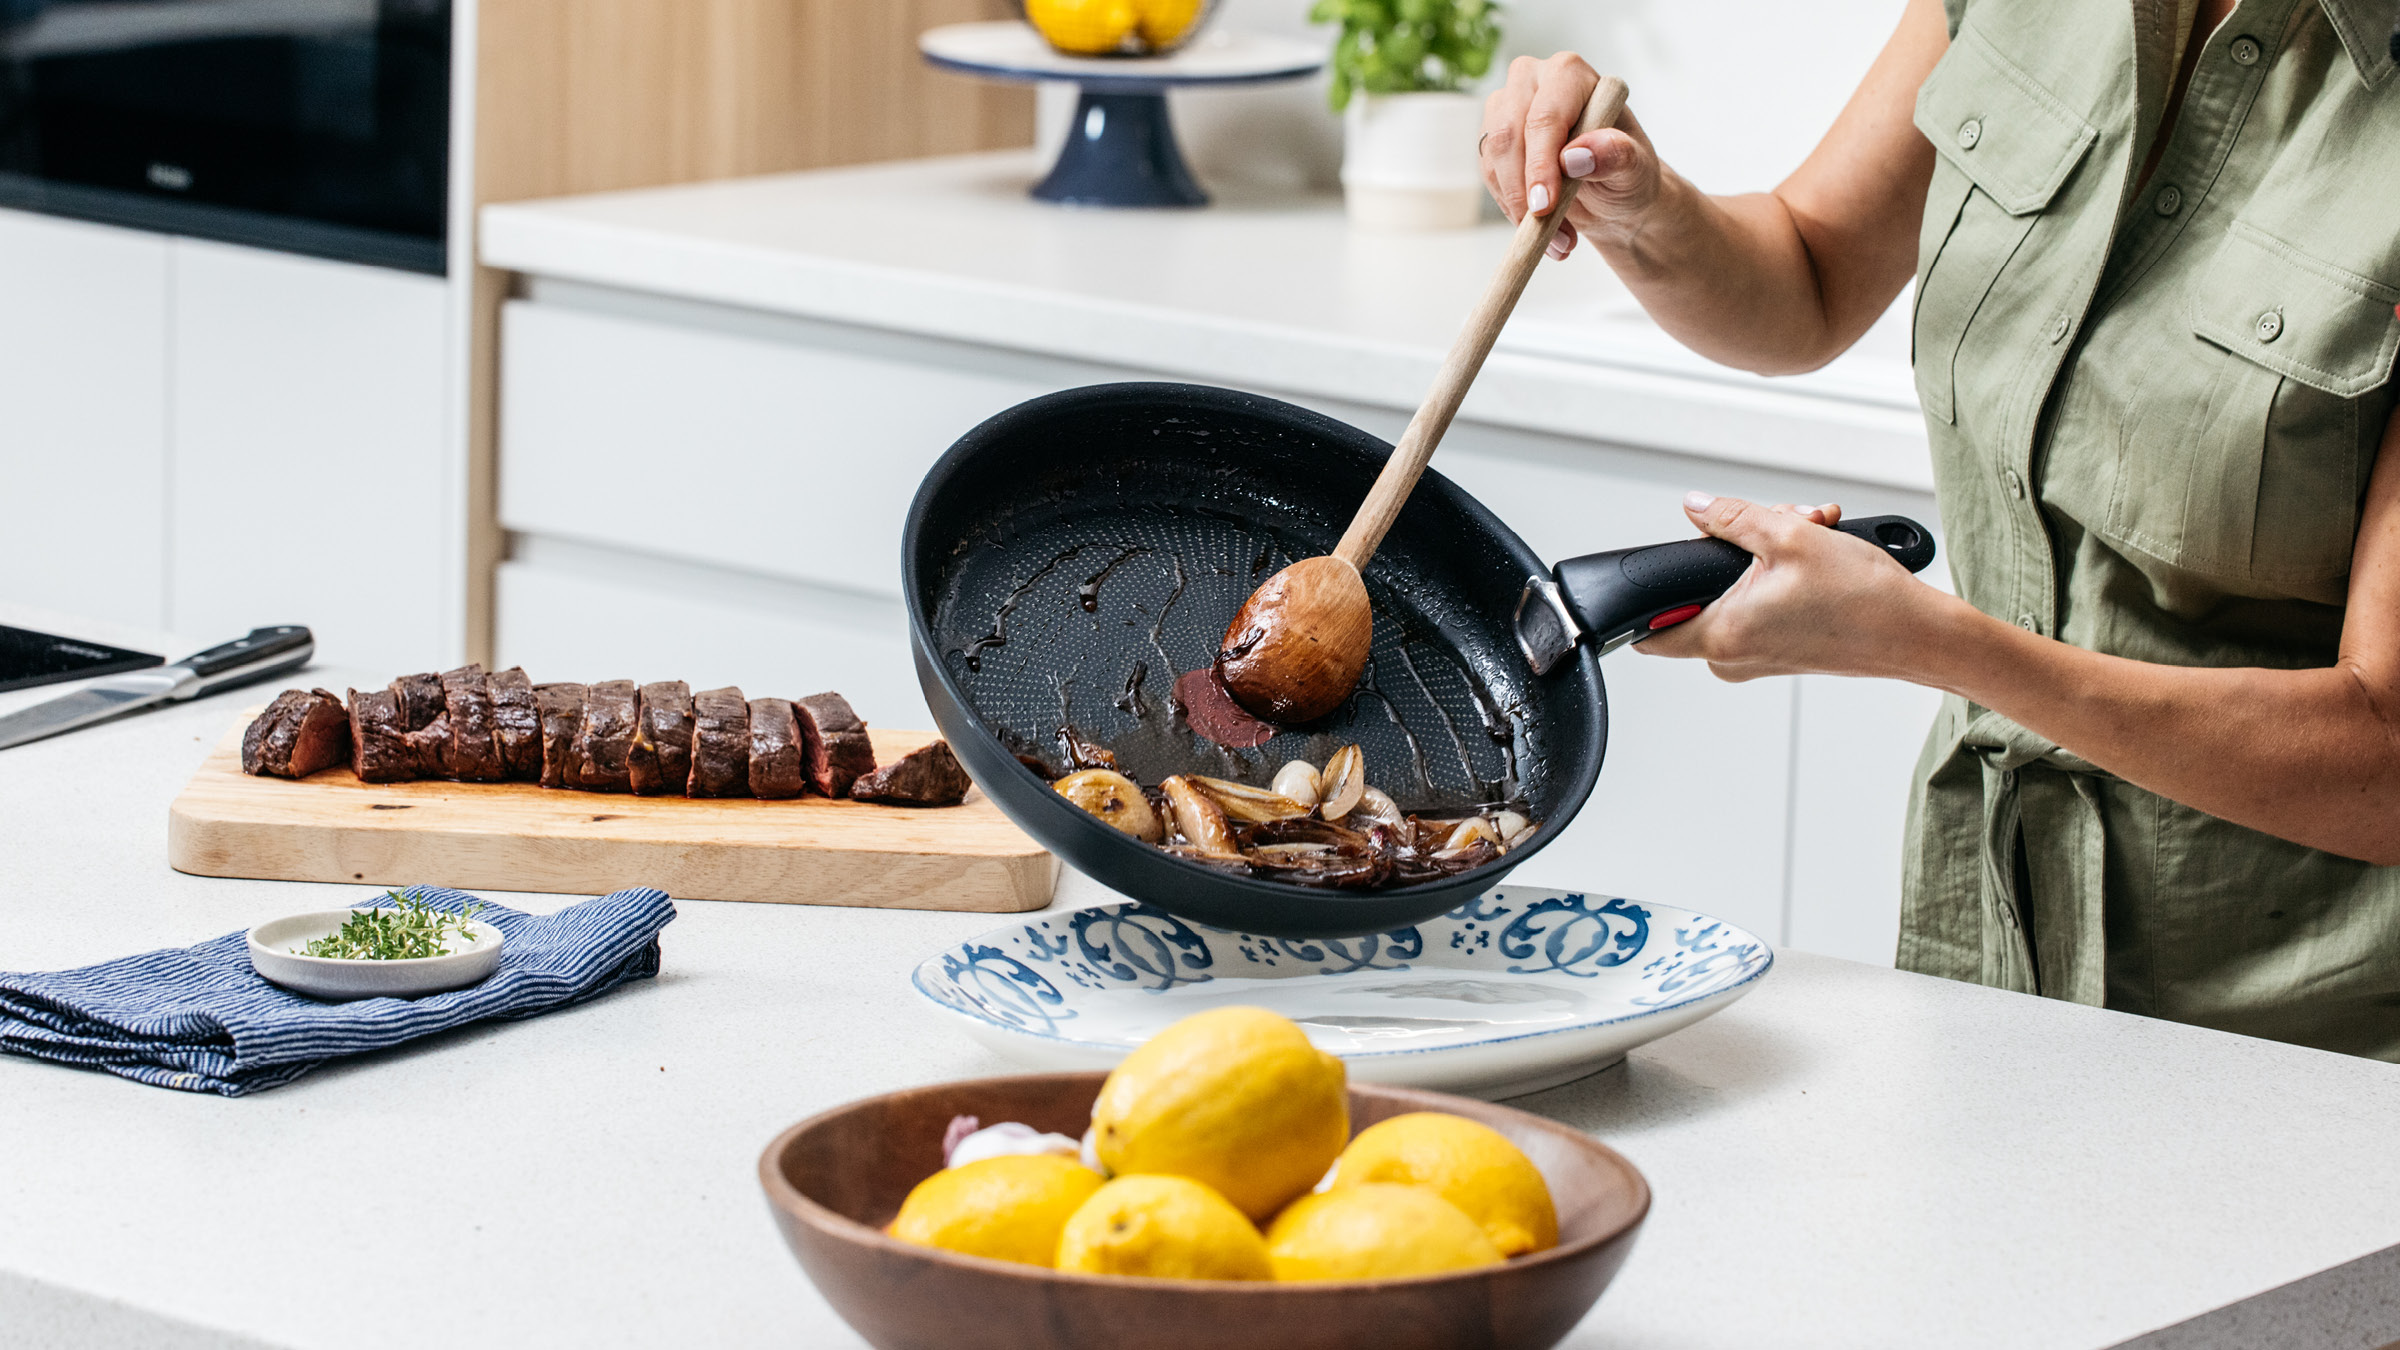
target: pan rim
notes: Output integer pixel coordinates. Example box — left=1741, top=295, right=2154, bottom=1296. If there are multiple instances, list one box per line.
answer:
left=902, top=380, right=1606, bottom=916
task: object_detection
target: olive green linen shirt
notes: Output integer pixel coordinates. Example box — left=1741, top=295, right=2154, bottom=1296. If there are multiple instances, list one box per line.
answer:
left=1899, top=0, right=2400, bottom=1056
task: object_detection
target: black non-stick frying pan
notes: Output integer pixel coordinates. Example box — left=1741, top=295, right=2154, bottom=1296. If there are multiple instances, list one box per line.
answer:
left=904, top=382, right=1933, bottom=939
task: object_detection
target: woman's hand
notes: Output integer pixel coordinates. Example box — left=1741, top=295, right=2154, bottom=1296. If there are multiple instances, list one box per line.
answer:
left=1634, top=492, right=1956, bottom=682
left=1478, top=53, right=1668, bottom=261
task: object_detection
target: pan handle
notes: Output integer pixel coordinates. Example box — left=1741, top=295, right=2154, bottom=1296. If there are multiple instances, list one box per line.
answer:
left=1514, top=515, right=1937, bottom=674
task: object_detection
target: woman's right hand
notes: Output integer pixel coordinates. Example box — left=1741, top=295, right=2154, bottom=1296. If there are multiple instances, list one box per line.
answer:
left=1479, top=53, right=1667, bottom=260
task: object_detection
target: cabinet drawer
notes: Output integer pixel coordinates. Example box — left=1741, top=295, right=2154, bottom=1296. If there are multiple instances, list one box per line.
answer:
left=499, top=301, right=1053, bottom=599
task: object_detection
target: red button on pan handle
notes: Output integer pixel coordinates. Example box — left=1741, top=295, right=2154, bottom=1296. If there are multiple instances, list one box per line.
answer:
left=1648, top=603, right=1706, bottom=630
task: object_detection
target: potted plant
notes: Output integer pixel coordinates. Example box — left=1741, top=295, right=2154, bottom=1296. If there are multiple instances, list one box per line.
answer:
left=1311, top=0, right=1503, bottom=230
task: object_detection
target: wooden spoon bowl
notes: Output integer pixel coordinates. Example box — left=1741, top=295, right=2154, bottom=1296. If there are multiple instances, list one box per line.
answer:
left=759, top=1072, right=1650, bottom=1350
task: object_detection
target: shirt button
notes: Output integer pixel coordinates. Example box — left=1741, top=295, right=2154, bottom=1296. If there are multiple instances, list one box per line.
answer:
left=2046, top=315, right=2072, bottom=344
left=1957, top=118, right=1983, bottom=150
left=2004, top=468, right=2026, bottom=498
left=2230, top=36, right=2262, bottom=65
left=2154, top=185, right=2182, bottom=215
left=2255, top=310, right=2284, bottom=343
left=2017, top=613, right=2041, bottom=632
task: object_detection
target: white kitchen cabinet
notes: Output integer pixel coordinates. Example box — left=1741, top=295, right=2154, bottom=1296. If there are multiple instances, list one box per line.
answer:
left=167, top=238, right=453, bottom=670
left=494, top=537, right=931, bottom=731
left=0, top=209, right=170, bottom=630
left=498, top=298, right=1055, bottom=601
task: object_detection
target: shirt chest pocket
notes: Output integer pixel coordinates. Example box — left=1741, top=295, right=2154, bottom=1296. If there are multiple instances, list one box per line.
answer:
left=2100, top=223, right=2400, bottom=590
left=1910, top=24, right=2097, bottom=425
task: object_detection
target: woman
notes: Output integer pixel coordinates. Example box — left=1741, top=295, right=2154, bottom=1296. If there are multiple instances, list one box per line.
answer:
left=1479, top=0, right=2400, bottom=1057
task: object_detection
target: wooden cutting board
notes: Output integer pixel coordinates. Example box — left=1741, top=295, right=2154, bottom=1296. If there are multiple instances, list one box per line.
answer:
left=168, top=716, right=1057, bottom=911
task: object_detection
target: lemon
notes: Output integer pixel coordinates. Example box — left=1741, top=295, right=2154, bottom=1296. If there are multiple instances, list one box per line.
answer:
left=1025, top=0, right=1138, bottom=54
left=887, top=1154, right=1104, bottom=1267
left=1055, top=1174, right=1273, bottom=1280
left=1135, top=0, right=1206, bottom=48
left=1329, top=1112, right=1559, bottom=1256
left=1090, top=1006, right=1348, bottom=1222
left=1264, top=1183, right=1506, bottom=1282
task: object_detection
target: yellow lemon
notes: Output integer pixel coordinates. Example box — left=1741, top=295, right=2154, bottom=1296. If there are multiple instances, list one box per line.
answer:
left=1264, top=1183, right=1506, bottom=1282
left=887, top=1154, right=1105, bottom=1267
left=1329, top=1112, right=1559, bottom=1256
left=1135, top=0, right=1207, bottom=48
left=1025, top=0, right=1139, bottom=54
left=1054, top=1174, right=1273, bottom=1280
left=1091, top=1006, right=1348, bottom=1222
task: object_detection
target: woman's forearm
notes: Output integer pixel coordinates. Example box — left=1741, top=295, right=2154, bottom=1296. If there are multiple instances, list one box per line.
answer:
left=1906, top=597, right=2400, bottom=865
left=1590, top=179, right=1846, bottom=376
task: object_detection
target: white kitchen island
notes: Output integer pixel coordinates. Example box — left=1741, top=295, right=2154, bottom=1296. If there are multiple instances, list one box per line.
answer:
left=3, top=654, right=2399, bottom=1350
left=478, top=151, right=1947, bottom=964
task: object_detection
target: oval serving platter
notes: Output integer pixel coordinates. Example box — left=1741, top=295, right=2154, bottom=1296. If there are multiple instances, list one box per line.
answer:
left=912, top=890, right=1772, bottom=1099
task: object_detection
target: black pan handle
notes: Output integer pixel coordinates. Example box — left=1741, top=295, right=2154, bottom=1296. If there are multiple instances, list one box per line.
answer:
left=1517, top=516, right=1936, bottom=673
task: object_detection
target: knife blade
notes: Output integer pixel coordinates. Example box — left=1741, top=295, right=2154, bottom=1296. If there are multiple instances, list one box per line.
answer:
left=0, top=625, right=315, bottom=751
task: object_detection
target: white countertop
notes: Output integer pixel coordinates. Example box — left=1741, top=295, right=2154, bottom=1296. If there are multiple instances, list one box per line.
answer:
left=480, top=151, right=1935, bottom=491
left=5, top=632, right=2399, bottom=1349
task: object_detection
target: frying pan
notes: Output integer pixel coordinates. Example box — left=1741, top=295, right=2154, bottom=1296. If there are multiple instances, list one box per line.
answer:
left=903, top=382, right=1934, bottom=939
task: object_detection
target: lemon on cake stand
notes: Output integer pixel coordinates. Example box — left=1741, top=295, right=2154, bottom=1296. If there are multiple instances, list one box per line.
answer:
left=918, top=12, right=1323, bottom=209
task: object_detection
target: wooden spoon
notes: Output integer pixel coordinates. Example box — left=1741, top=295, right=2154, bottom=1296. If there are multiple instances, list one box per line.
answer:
left=1217, top=76, right=1633, bottom=725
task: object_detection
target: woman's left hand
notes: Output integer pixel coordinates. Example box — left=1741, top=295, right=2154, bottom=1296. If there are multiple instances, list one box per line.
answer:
left=1634, top=491, right=1949, bottom=682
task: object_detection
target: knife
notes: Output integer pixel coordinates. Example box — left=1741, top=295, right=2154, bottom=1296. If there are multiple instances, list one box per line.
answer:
left=0, top=625, right=315, bottom=751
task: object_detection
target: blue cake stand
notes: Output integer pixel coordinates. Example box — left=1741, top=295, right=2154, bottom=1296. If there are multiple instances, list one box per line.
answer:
left=919, top=22, right=1324, bottom=209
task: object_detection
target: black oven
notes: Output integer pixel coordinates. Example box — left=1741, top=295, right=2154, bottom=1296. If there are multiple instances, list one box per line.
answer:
left=0, top=0, right=450, bottom=273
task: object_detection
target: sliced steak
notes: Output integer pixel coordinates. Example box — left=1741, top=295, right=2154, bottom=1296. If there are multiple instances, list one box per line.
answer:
left=391, top=672, right=444, bottom=730
left=390, top=671, right=449, bottom=776
left=536, top=682, right=588, bottom=789
left=348, top=688, right=415, bottom=783
left=490, top=667, right=542, bottom=781
left=795, top=691, right=875, bottom=798
left=242, top=688, right=351, bottom=779
left=634, top=681, right=694, bottom=796
left=439, top=663, right=505, bottom=782
left=688, top=686, right=751, bottom=798
left=849, top=739, right=972, bottom=807
left=747, top=697, right=807, bottom=799
left=403, top=713, right=452, bottom=775
left=574, top=680, right=639, bottom=793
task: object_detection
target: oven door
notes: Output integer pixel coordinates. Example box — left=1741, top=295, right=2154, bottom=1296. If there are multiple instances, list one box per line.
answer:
left=0, top=0, right=450, bottom=273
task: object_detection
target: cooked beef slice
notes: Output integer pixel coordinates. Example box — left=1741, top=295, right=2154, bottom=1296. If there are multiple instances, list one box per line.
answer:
left=574, top=680, right=639, bottom=792
left=242, top=688, right=351, bottom=779
left=403, top=712, right=452, bottom=775
left=536, top=682, right=588, bottom=789
left=747, top=698, right=807, bottom=799
left=391, top=671, right=444, bottom=730
left=389, top=670, right=450, bottom=775
left=795, top=691, right=875, bottom=798
left=348, top=688, right=415, bottom=784
left=633, top=681, right=694, bottom=796
left=849, top=739, right=972, bottom=807
left=439, top=664, right=505, bottom=782
left=687, top=686, right=751, bottom=798
left=490, top=667, right=542, bottom=781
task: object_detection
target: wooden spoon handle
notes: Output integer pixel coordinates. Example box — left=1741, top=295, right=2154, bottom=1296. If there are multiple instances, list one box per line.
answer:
left=1332, top=75, right=1630, bottom=573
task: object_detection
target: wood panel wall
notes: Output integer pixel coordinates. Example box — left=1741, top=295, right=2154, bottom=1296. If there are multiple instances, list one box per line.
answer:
left=464, top=0, right=1033, bottom=660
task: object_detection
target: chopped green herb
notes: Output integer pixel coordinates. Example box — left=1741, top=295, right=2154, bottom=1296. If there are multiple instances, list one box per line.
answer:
left=299, top=891, right=487, bottom=961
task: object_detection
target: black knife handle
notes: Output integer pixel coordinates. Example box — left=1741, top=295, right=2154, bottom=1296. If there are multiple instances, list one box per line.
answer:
left=1554, top=515, right=1937, bottom=650
left=181, top=626, right=313, bottom=679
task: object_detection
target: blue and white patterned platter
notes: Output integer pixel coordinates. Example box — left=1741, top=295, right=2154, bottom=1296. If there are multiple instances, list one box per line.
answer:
left=912, top=889, right=1773, bottom=1100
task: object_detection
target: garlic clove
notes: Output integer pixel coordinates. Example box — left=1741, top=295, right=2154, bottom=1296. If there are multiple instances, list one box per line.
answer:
left=1055, top=768, right=1164, bottom=842
left=1319, top=744, right=1366, bottom=821
left=1270, top=760, right=1322, bottom=809
left=1161, top=775, right=1241, bottom=857
left=1188, top=774, right=1311, bottom=823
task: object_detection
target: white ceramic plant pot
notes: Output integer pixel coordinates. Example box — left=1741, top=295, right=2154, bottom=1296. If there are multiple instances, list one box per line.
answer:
left=1341, top=90, right=1486, bottom=231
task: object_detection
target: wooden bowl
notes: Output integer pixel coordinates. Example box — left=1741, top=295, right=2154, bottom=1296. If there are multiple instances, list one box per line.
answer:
left=758, top=1073, right=1650, bottom=1350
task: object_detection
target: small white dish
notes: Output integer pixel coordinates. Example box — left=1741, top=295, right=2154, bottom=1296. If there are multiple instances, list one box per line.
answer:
left=913, top=888, right=1773, bottom=1099
left=246, top=909, right=505, bottom=1001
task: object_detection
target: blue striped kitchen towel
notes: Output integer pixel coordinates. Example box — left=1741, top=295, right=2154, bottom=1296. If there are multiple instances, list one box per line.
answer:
left=0, top=886, right=674, bottom=1096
